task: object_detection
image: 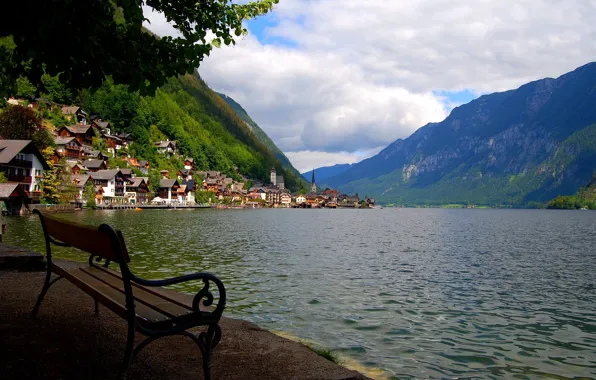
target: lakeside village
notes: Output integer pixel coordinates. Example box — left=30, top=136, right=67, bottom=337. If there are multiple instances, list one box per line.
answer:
left=0, top=98, right=374, bottom=215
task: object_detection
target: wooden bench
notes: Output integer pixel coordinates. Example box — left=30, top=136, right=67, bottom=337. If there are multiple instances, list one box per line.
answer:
left=31, top=210, right=227, bottom=379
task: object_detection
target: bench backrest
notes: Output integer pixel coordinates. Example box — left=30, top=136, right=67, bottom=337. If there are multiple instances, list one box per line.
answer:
left=35, top=210, right=130, bottom=264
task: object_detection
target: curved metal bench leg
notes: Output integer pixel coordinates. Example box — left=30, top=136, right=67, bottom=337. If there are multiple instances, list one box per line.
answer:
left=119, top=321, right=136, bottom=379
left=31, top=274, right=63, bottom=318
left=198, top=324, right=222, bottom=380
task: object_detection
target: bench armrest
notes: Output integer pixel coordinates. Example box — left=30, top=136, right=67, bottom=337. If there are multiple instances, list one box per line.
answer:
left=130, top=272, right=227, bottom=318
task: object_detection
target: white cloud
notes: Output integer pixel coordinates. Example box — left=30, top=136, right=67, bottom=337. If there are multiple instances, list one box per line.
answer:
left=286, top=146, right=385, bottom=173
left=144, top=0, right=596, bottom=169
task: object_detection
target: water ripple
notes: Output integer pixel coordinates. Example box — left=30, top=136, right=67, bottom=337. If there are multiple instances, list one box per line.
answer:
left=3, top=208, right=596, bottom=379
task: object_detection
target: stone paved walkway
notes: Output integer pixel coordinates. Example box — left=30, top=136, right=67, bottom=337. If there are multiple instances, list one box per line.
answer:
left=0, top=270, right=369, bottom=380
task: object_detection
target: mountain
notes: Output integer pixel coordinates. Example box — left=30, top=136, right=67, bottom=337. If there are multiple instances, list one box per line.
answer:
left=325, top=62, right=596, bottom=206
left=302, top=164, right=353, bottom=182
left=216, top=93, right=305, bottom=184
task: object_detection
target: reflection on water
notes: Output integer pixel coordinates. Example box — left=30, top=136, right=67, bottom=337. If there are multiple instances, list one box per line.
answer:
left=4, top=208, right=596, bottom=379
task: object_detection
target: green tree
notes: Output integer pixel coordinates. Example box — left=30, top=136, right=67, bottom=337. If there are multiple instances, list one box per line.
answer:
left=0, top=172, right=6, bottom=183
left=92, top=136, right=107, bottom=152
left=0, top=0, right=279, bottom=95
left=40, top=147, right=61, bottom=204
left=16, top=76, right=36, bottom=98
left=40, top=73, right=72, bottom=103
left=83, top=181, right=97, bottom=209
left=148, top=169, right=161, bottom=196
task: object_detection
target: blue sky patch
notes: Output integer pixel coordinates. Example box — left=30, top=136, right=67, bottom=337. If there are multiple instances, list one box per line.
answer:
left=246, top=13, right=299, bottom=47
left=433, top=89, right=479, bottom=108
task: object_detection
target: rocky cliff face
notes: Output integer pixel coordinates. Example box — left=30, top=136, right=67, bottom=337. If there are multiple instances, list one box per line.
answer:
left=325, top=62, right=596, bottom=205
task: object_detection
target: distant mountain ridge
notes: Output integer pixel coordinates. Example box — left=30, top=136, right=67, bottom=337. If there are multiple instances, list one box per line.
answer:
left=302, top=164, right=353, bottom=182
left=324, top=62, right=596, bottom=206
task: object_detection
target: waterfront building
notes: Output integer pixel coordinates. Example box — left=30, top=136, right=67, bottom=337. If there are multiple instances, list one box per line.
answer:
left=158, top=179, right=180, bottom=204
left=89, top=170, right=126, bottom=204
left=126, top=177, right=149, bottom=204
left=71, top=174, right=92, bottom=203
left=280, top=193, right=291, bottom=206
left=0, top=140, right=49, bottom=201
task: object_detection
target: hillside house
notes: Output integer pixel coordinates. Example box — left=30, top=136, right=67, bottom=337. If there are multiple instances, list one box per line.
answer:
left=61, top=106, right=88, bottom=124
left=177, top=168, right=192, bottom=180
left=182, top=179, right=197, bottom=192
left=127, top=158, right=139, bottom=168
left=155, top=140, right=177, bottom=157
left=104, top=134, right=122, bottom=151
left=230, top=182, right=245, bottom=192
left=90, top=170, right=126, bottom=204
left=183, top=158, right=196, bottom=171
left=58, top=125, right=96, bottom=146
left=54, top=137, right=85, bottom=160
left=160, top=169, right=169, bottom=178
left=204, top=178, right=218, bottom=192
left=84, top=159, right=107, bottom=172
left=138, top=160, right=150, bottom=174
left=118, top=169, right=132, bottom=182
left=69, top=163, right=86, bottom=175
left=82, top=147, right=109, bottom=161
left=159, top=179, right=180, bottom=204
left=91, top=120, right=110, bottom=134
left=0, top=140, right=50, bottom=201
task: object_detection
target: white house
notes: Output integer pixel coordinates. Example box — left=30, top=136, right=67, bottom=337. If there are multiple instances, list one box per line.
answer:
left=159, top=179, right=180, bottom=204
left=89, top=170, right=125, bottom=203
left=155, top=140, right=177, bottom=157
left=0, top=140, right=50, bottom=194
left=280, top=193, right=291, bottom=206
left=295, top=195, right=306, bottom=204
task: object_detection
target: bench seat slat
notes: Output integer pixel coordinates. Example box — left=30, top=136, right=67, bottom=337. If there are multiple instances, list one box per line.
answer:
left=52, top=260, right=171, bottom=327
left=81, top=267, right=194, bottom=319
left=93, top=265, right=195, bottom=311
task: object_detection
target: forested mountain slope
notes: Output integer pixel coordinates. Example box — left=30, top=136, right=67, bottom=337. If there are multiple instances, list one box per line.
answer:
left=216, top=92, right=305, bottom=182
left=77, top=72, right=304, bottom=190
left=325, top=62, right=596, bottom=206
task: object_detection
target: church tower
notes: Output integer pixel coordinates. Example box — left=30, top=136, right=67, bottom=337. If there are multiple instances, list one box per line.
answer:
left=311, top=168, right=317, bottom=193
left=270, top=166, right=276, bottom=186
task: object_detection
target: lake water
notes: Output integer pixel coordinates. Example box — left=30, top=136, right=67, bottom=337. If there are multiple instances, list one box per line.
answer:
left=4, top=208, right=596, bottom=379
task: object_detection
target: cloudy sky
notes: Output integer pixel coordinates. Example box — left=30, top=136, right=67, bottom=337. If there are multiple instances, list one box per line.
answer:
left=144, top=0, right=596, bottom=172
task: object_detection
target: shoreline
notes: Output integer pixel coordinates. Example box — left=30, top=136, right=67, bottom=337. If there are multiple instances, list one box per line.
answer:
left=0, top=244, right=373, bottom=379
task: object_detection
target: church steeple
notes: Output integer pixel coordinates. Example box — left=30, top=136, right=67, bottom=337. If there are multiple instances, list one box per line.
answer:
left=310, top=167, right=316, bottom=193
